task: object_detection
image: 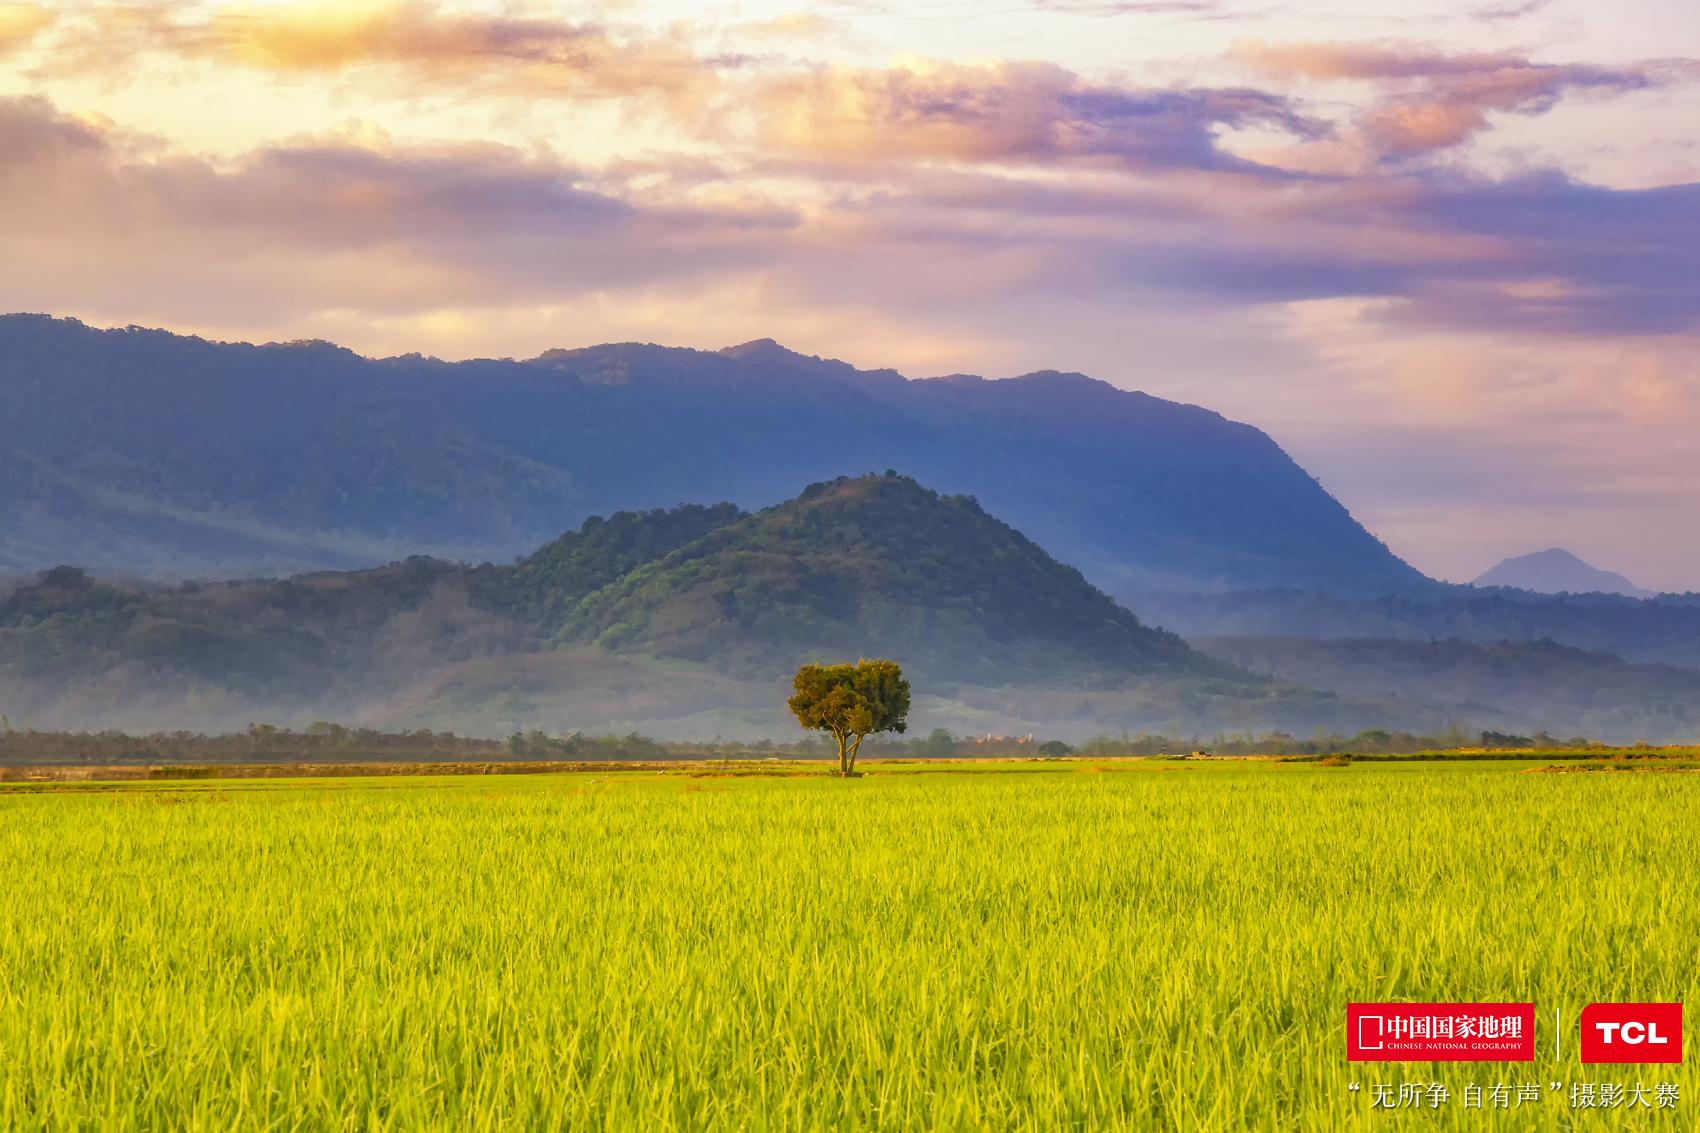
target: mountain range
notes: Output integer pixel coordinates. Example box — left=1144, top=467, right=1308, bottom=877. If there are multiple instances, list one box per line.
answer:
left=0, top=314, right=1426, bottom=598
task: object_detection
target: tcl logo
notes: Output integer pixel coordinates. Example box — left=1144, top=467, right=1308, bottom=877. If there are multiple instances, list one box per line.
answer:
left=1580, top=1003, right=1682, bottom=1064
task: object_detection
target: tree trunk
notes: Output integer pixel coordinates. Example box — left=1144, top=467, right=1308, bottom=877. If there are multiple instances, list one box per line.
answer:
left=836, top=733, right=851, bottom=777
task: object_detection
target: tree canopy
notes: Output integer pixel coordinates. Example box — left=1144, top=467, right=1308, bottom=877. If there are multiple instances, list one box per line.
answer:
left=787, top=659, right=910, bottom=777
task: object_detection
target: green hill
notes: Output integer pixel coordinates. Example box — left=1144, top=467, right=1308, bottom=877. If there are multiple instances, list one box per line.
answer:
left=553, top=475, right=1202, bottom=681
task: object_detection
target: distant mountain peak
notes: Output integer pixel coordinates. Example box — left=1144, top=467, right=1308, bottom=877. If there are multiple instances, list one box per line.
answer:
left=1474, top=548, right=1652, bottom=598
left=719, top=336, right=788, bottom=356
left=718, top=338, right=905, bottom=384
left=1524, top=548, right=1589, bottom=567
left=1009, top=368, right=1095, bottom=384
left=717, top=337, right=841, bottom=369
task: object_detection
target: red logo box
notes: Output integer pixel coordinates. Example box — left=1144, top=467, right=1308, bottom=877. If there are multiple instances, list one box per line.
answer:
left=1580, top=1003, right=1682, bottom=1064
left=1348, top=1003, right=1535, bottom=1061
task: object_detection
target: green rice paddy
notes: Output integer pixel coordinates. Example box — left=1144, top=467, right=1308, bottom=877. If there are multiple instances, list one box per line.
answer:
left=1, top=759, right=1693, bottom=1130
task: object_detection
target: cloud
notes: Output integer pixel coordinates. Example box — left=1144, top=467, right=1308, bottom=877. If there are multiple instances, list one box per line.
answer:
left=52, top=1, right=731, bottom=109
left=746, top=59, right=1327, bottom=172
left=0, top=95, right=792, bottom=325
left=729, top=12, right=843, bottom=42
left=780, top=140, right=1700, bottom=339
left=1389, top=172, right=1700, bottom=334
left=5, top=81, right=1696, bottom=347
left=1470, top=0, right=1551, bottom=21
left=39, top=4, right=1684, bottom=182
left=43, top=4, right=1324, bottom=174
left=1235, top=40, right=1671, bottom=160
left=1029, top=0, right=1248, bottom=16
left=0, top=2, right=51, bottom=57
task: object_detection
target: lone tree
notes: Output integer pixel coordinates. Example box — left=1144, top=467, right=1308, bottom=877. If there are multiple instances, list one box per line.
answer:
left=788, top=659, right=911, bottom=777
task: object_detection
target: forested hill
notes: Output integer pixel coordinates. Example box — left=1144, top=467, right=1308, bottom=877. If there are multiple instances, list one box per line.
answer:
left=0, top=314, right=1427, bottom=597
left=549, top=474, right=1204, bottom=681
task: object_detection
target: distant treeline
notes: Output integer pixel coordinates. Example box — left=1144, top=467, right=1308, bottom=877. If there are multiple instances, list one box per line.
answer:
left=0, top=722, right=505, bottom=764
left=1069, top=728, right=1615, bottom=757
left=0, top=720, right=1678, bottom=766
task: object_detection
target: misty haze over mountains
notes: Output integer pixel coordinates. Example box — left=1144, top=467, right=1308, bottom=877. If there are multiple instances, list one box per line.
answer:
left=3, top=314, right=1697, bottom=743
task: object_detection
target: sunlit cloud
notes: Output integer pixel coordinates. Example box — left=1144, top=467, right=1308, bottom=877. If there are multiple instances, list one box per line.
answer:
left=0, top=2, right=51, bottom=57
left=728, top=12, right=844, bottom=43
left=1029, top=0, right=1249, bottom=17
left=6, top=78, right=1692, bottom=345
left=1234, top=40, right=1677, bottom=161
left=47, top=0, right=731, bottom=110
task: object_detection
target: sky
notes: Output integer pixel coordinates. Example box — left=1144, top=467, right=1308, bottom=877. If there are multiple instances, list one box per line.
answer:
left=1, top=0, right=1697, bottom=589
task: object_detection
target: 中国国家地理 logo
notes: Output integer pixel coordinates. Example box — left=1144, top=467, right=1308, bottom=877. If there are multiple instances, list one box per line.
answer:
left=1347, top=1003, right=1535, bottom=1061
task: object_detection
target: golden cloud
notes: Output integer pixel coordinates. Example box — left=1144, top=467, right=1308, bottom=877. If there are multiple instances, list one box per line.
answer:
left=55, top=1, right=726, bottom=109
left=0, top=2, right=52, bottom=57
left=731, top=13, right=841, bottom=44
left=40, top=4, right=1319, bottom=173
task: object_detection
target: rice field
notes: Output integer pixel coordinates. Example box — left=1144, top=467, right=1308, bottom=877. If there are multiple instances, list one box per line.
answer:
left=0, top=760, right=1695, bottom=1130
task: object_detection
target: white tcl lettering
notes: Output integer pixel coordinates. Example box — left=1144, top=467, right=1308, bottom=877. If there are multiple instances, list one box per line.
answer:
left=1595, top=1021, right=1671, bottom=1045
